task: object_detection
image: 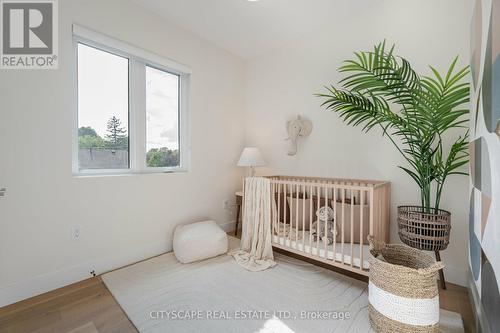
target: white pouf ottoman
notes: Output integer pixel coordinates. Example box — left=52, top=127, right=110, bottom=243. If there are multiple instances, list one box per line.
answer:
left=173, top=220, right=228, bottom=264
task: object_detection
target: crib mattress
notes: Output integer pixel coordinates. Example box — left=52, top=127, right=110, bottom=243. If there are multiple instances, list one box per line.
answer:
left=272, top=234, right=370, bottom=270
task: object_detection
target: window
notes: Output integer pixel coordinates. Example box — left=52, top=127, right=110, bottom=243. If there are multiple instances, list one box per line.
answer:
left=77, top=44, right=130, bottom=170
left=73, top=25, right=190, bottom=175
left=146, top=66, right=180, bottom=168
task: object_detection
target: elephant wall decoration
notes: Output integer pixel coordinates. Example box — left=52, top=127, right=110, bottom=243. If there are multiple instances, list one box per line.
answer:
left=286, top=116, right=313, bottom=156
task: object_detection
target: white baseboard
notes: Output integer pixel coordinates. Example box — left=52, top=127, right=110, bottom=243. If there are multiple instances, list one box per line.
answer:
left=0, top=239, right=170, bottom=308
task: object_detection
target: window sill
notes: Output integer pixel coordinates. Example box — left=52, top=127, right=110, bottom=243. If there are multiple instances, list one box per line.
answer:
left=73, top=168, right=188, bottom=178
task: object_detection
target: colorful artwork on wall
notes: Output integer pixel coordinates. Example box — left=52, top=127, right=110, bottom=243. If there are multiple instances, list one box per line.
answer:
left=490, top=0, right=500, bottom=133
left=482, top=253, right=500, bottom=330
left=482, top=0, right=500, bottom=133
left=470, top=137, right=493, bottom=237
left=470, top=1, right=500, bottom=332
left=471, top=0, right=482, bottom=90
left=469, top=189, right=481, bottom=281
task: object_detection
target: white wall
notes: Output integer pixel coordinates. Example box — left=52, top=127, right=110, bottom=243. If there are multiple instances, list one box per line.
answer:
left=0, top=0, right=245, bottom=306
left=244, top=0, right=474, bottom=286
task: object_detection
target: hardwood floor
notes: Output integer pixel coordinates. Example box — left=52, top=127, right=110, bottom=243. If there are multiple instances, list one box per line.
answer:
left=0, top=240, right=475, bottom=333
left=0, top=278, right=137, bottom=333
left=439, top=282, right=476, bottom=333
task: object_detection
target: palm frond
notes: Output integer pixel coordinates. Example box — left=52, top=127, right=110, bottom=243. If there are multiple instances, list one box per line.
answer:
left=317, top=42, right=470, bottom=212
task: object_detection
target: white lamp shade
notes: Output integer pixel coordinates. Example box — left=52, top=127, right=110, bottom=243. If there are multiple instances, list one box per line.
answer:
left=237, top=147, right=266, bottom=167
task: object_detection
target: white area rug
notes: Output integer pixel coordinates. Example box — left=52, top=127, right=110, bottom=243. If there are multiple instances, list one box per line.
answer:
left=102, top=237, right=463, bottom=333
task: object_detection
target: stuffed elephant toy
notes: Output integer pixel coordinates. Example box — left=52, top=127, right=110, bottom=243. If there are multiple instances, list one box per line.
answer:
left=286, top=116, right=313, bottom=156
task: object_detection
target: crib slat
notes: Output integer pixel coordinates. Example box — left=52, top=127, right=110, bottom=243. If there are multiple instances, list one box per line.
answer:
left=277, top=183, right=281, bottom=238
left=316, top=185, right=320, bottom=255
left=302, top=183, right=306, bottom=251
left=284, top=183, right=287, bottom=245
left=369, top=188, right=374, bottom=236
left=309, top=185, right=313, bottom=254
left=333, top=187, right=337, bottom=262
left=350, top=189, right=354, bottom=267
left=290, top=182, right=293, bottom=244
left=295, top=184, right=299, bottom=247
left=341, top=188, right=345, bottom=265
left=323, top=186, right=328, bottom=257
left=360, top=189, right=365, bottom=270
left=271, top=182, right=274, bottom=238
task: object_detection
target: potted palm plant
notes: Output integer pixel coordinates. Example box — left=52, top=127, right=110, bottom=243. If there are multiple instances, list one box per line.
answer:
left=317, top=41, right=470, bottom=289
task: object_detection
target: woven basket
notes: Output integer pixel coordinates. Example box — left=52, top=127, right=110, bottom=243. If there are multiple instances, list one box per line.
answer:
left=368, top=237, right=443, bottom=333
left=397, top=206, right=451, bottom=252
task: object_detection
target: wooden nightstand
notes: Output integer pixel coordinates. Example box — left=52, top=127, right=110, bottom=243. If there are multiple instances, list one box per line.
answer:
left=235, top=191, right=243, bottom=236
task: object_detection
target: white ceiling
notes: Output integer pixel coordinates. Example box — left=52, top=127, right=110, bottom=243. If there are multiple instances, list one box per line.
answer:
left=134, top=0, right=369, bottom=60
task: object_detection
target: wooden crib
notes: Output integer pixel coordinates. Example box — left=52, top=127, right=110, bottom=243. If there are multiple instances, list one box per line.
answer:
left=266, top=175, right=390, bottom=276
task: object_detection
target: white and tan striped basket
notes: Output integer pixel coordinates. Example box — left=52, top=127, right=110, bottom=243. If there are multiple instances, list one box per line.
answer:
left=368, top=236, right=444, bottom=333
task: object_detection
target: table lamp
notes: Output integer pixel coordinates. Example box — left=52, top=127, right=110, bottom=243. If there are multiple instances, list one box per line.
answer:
left=237, top=147, right=266, bottom=177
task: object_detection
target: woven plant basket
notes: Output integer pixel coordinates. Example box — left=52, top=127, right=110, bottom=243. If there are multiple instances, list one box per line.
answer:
left=368, top=236, right=444, bottom=333
left=398, top=206, right=451, bottom=252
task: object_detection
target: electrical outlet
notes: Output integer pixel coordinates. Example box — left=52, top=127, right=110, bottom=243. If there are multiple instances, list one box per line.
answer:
left=71, top=225, right=81, bottom=240
left=223, top=199, right=230, bottom=210
left=0, top=188, right=6, bottom=198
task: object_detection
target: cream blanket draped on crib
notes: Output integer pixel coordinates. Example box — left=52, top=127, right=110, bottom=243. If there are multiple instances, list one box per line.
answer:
left=230, top=177, right=276, bottom=271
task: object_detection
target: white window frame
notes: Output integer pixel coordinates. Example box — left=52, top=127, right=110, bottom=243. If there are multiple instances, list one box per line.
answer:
left=72, top=24, right=191, bottom=176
